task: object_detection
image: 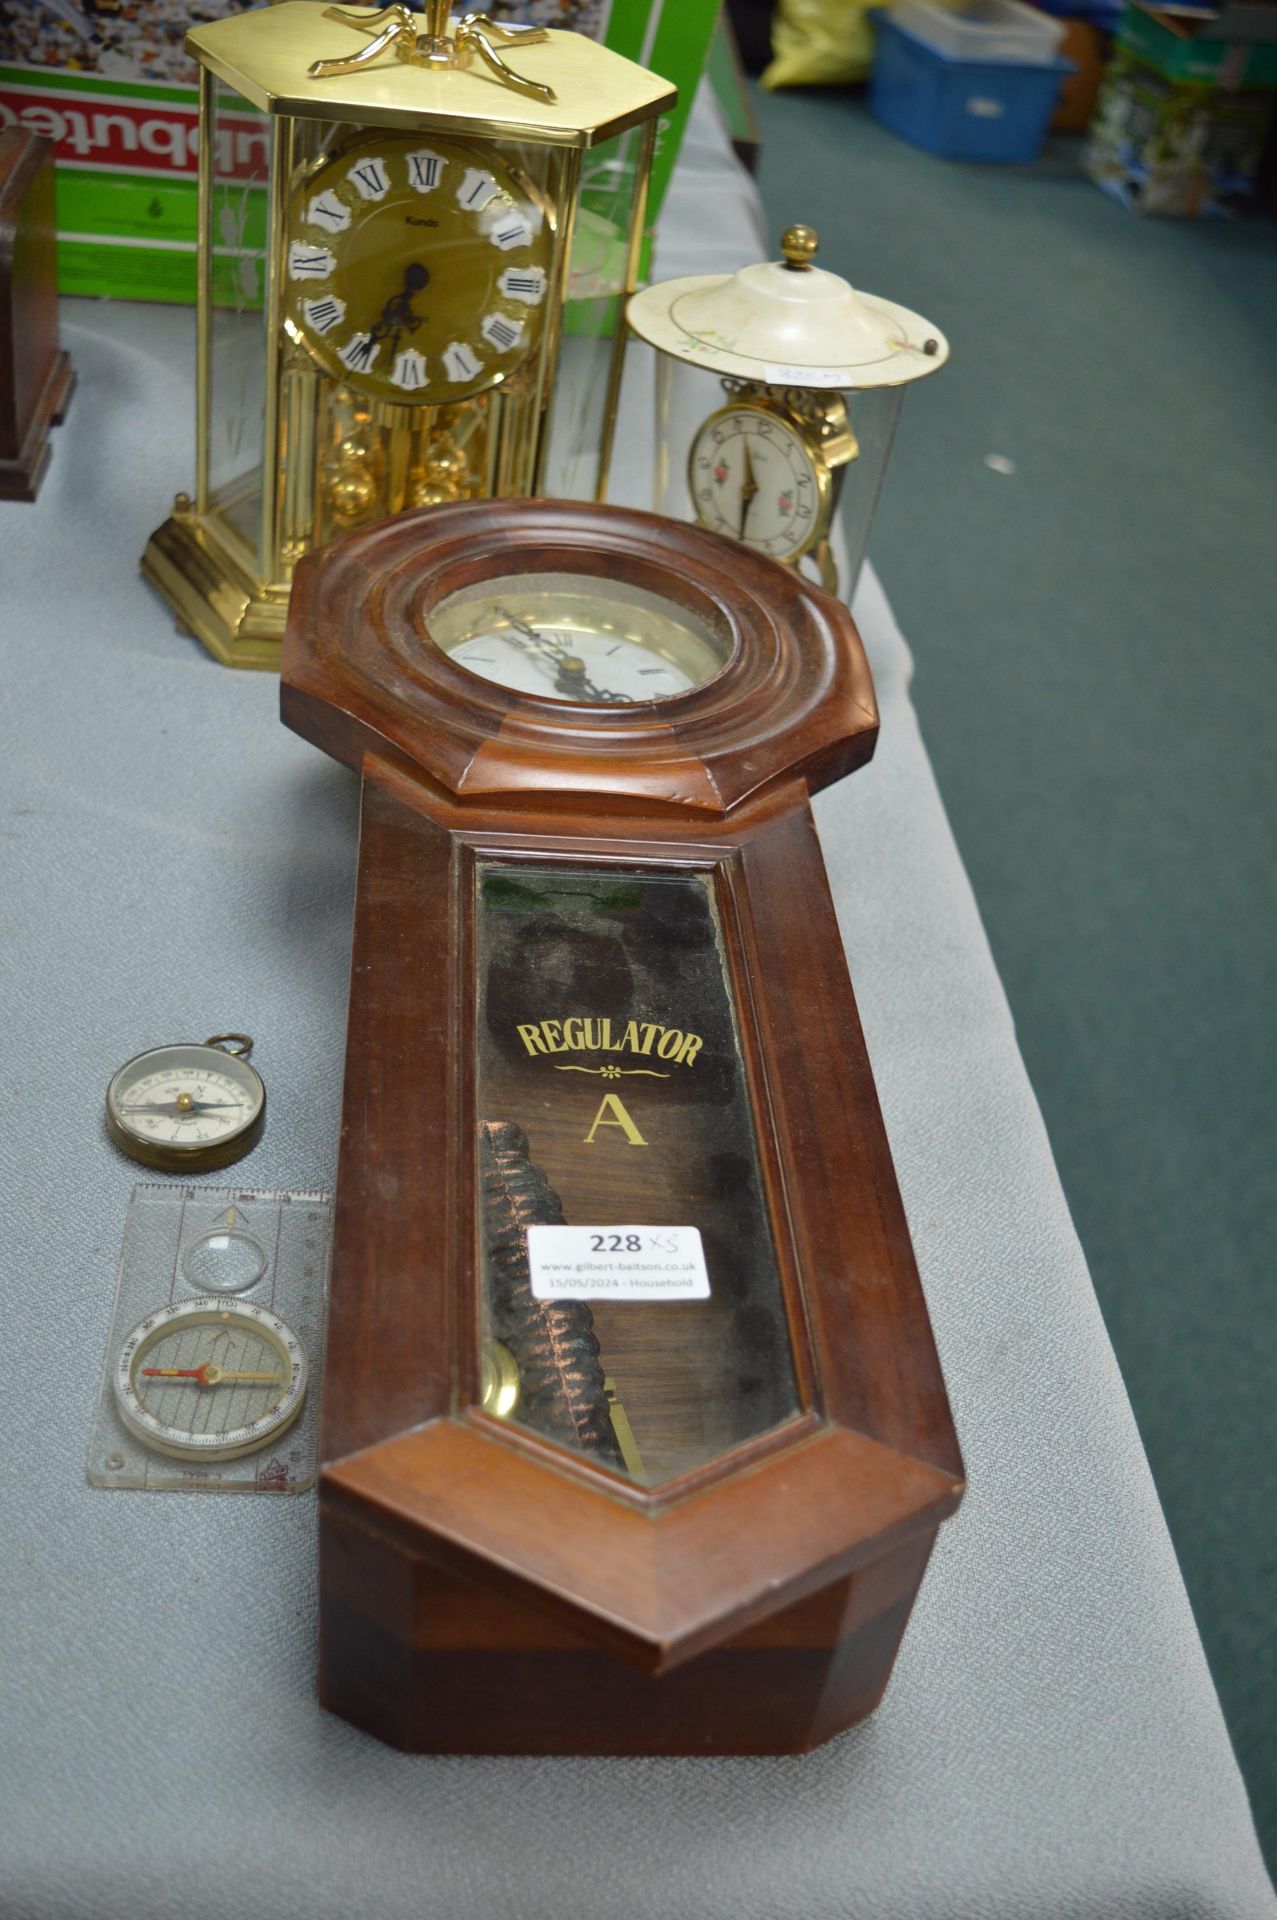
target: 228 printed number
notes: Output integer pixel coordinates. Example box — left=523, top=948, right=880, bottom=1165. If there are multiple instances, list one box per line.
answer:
left=590, top=1233, right=643, bottom=1252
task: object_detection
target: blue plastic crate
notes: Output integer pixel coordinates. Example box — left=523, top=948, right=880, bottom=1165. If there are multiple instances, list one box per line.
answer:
left=1030, top=0, right=1121, bottom=31
left=870, top=14, right=1074, bottom=160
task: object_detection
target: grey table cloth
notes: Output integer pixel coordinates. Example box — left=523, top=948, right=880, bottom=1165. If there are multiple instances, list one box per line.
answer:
left=1, top=93, right=1272, bottom=1920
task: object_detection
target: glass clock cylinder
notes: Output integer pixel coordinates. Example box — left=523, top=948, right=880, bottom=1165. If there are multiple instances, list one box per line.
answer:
left=648, top=348, right=906, bottom=601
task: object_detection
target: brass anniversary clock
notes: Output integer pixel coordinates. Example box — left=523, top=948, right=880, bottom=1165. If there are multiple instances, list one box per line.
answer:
left=282, top=499, right=964, bottom=1755
left=142, top=2, right=673, bottom=669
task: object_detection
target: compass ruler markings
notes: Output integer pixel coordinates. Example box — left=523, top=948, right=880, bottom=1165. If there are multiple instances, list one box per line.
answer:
left=168, top=1194, right=189, bottom=1305
left=268, top=1199, right=284, bottom=1313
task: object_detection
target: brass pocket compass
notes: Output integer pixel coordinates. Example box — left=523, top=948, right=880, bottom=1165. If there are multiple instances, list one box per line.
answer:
left=105, top=1035, right=266, bottom=1172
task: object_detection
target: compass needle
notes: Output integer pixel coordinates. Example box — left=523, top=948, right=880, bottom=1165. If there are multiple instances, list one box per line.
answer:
left=115, top=1299, right=308, bottom=1463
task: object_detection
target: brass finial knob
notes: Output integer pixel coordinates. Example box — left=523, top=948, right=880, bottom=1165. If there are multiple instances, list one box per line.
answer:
left=780, top=225, right=819, bottom=270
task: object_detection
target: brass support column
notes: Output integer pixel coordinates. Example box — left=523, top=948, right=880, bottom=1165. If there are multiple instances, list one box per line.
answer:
left=194, top=65, right=216, bottom=515
left=531, top=145, right=581, bottom=496
left=261, top=115, right=295, bottom=578
left=596, top=116, right=657, bottom=505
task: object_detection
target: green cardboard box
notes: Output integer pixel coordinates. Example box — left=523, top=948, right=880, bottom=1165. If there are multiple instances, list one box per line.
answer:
left=1116, top=1, right=1277, bottom=84
left=0, top=0, right=717, bottom=303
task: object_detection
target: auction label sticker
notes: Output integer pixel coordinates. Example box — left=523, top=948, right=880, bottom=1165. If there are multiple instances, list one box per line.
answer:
left=763, top=362, right=852, bottom=389
left=527, top=1225, right=709, bottom=1302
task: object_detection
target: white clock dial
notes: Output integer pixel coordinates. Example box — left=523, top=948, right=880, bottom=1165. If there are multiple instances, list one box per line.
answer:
left=304, top=294, right=345, bottom=335
left=449, top=627, right=698, bottom=702
left=429, top=576, right=729, bottom=705
left=346, top=154, right=390, bottom=201
left=308, top=190, right=350, bottom=233
left=288, top=241, right=334, bottom=281
left=689, top=405, right=826, bottom=562
left=499, top=265, right=547, bottom=305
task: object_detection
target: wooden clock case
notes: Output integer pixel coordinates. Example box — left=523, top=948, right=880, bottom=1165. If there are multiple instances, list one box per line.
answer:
left=0, top=129, right=74, bottom=503
left=282, top=499, right=964, bottom=1756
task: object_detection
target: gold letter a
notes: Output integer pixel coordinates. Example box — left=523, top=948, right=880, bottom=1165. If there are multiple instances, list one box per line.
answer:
left=583, top=1093, right=648, bottom=1147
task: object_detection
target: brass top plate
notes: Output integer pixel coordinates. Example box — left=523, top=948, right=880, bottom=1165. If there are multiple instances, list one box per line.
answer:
left=187, top=4, right=677, bottom=147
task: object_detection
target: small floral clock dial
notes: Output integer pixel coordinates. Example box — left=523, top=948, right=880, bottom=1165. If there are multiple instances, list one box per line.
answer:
left=688, top=402, right=831, bottom=565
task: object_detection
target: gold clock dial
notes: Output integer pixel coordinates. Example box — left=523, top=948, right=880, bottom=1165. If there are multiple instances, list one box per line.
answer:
left=689, top=403, right=831, bottom=564
left=286, top=132, right=553, bottom=408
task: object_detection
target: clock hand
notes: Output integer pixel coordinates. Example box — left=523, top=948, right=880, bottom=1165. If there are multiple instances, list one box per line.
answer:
left=580, top=683, right=635, bottom=703
left=739, top=437, right=759, bottom=540
left=493, top=610, right=635, bottom=703
left=553, top=660, right=634, bottom=704
left=497, top=607, right=572, bottom=657
left=368, top=262, right=429, bottom=349
left=495, top=608, right=587, bottom=677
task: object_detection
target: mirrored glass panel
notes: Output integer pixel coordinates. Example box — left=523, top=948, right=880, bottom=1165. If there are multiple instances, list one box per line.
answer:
left=473, top=861, right=800, bottom=1487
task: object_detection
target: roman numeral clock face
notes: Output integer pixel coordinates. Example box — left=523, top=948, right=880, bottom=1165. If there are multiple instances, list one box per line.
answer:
left=285, top=133, right=553, bottom=408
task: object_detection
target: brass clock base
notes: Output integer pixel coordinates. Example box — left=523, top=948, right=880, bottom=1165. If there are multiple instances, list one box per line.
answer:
left=141, top=507, right=290, bottom=672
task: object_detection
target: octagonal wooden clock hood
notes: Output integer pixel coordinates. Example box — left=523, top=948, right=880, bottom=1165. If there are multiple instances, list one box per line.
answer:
left=281, top=499, right=964, bottom=1755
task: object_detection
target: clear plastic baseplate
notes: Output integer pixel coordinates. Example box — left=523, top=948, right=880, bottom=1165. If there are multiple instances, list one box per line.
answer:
left=88, top=1185, right=332, bottom=1494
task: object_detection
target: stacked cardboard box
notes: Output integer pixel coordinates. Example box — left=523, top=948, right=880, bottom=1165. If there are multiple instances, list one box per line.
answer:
left=1087, top=0, right=1277, bottom=212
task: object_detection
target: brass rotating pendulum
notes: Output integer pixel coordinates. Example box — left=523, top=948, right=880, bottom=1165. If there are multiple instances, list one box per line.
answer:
left=328, top=422, right=379, bottom=527
left=326, top=405, right=486, bottom=527
left=405, top=406, right=485, bottom=510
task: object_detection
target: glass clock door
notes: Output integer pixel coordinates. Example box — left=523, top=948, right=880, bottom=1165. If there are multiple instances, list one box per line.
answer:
left=204, top=78, right=271, bottom=566
left=473, top=860, right=800, bottom=1487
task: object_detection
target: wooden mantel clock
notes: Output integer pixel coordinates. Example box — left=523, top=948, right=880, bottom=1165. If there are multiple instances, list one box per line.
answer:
left=0, top=128, right=74, bottom=503
left=281, top=498, right=964, bottom=1756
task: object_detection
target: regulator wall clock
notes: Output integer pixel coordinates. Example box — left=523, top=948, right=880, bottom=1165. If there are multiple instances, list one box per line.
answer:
left=141, top=1, right=673, bottom=669
left=282, top=499, right=964, bottom=1756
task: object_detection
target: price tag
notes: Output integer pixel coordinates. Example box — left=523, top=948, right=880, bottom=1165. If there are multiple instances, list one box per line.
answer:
left=527, top=1225, right=709, bottom=1302
left=764, top=363, right=850, bottom=390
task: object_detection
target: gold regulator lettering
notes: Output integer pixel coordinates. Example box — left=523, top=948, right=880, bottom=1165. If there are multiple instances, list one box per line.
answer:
left=515, top=1016, right=704, bottom=1065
